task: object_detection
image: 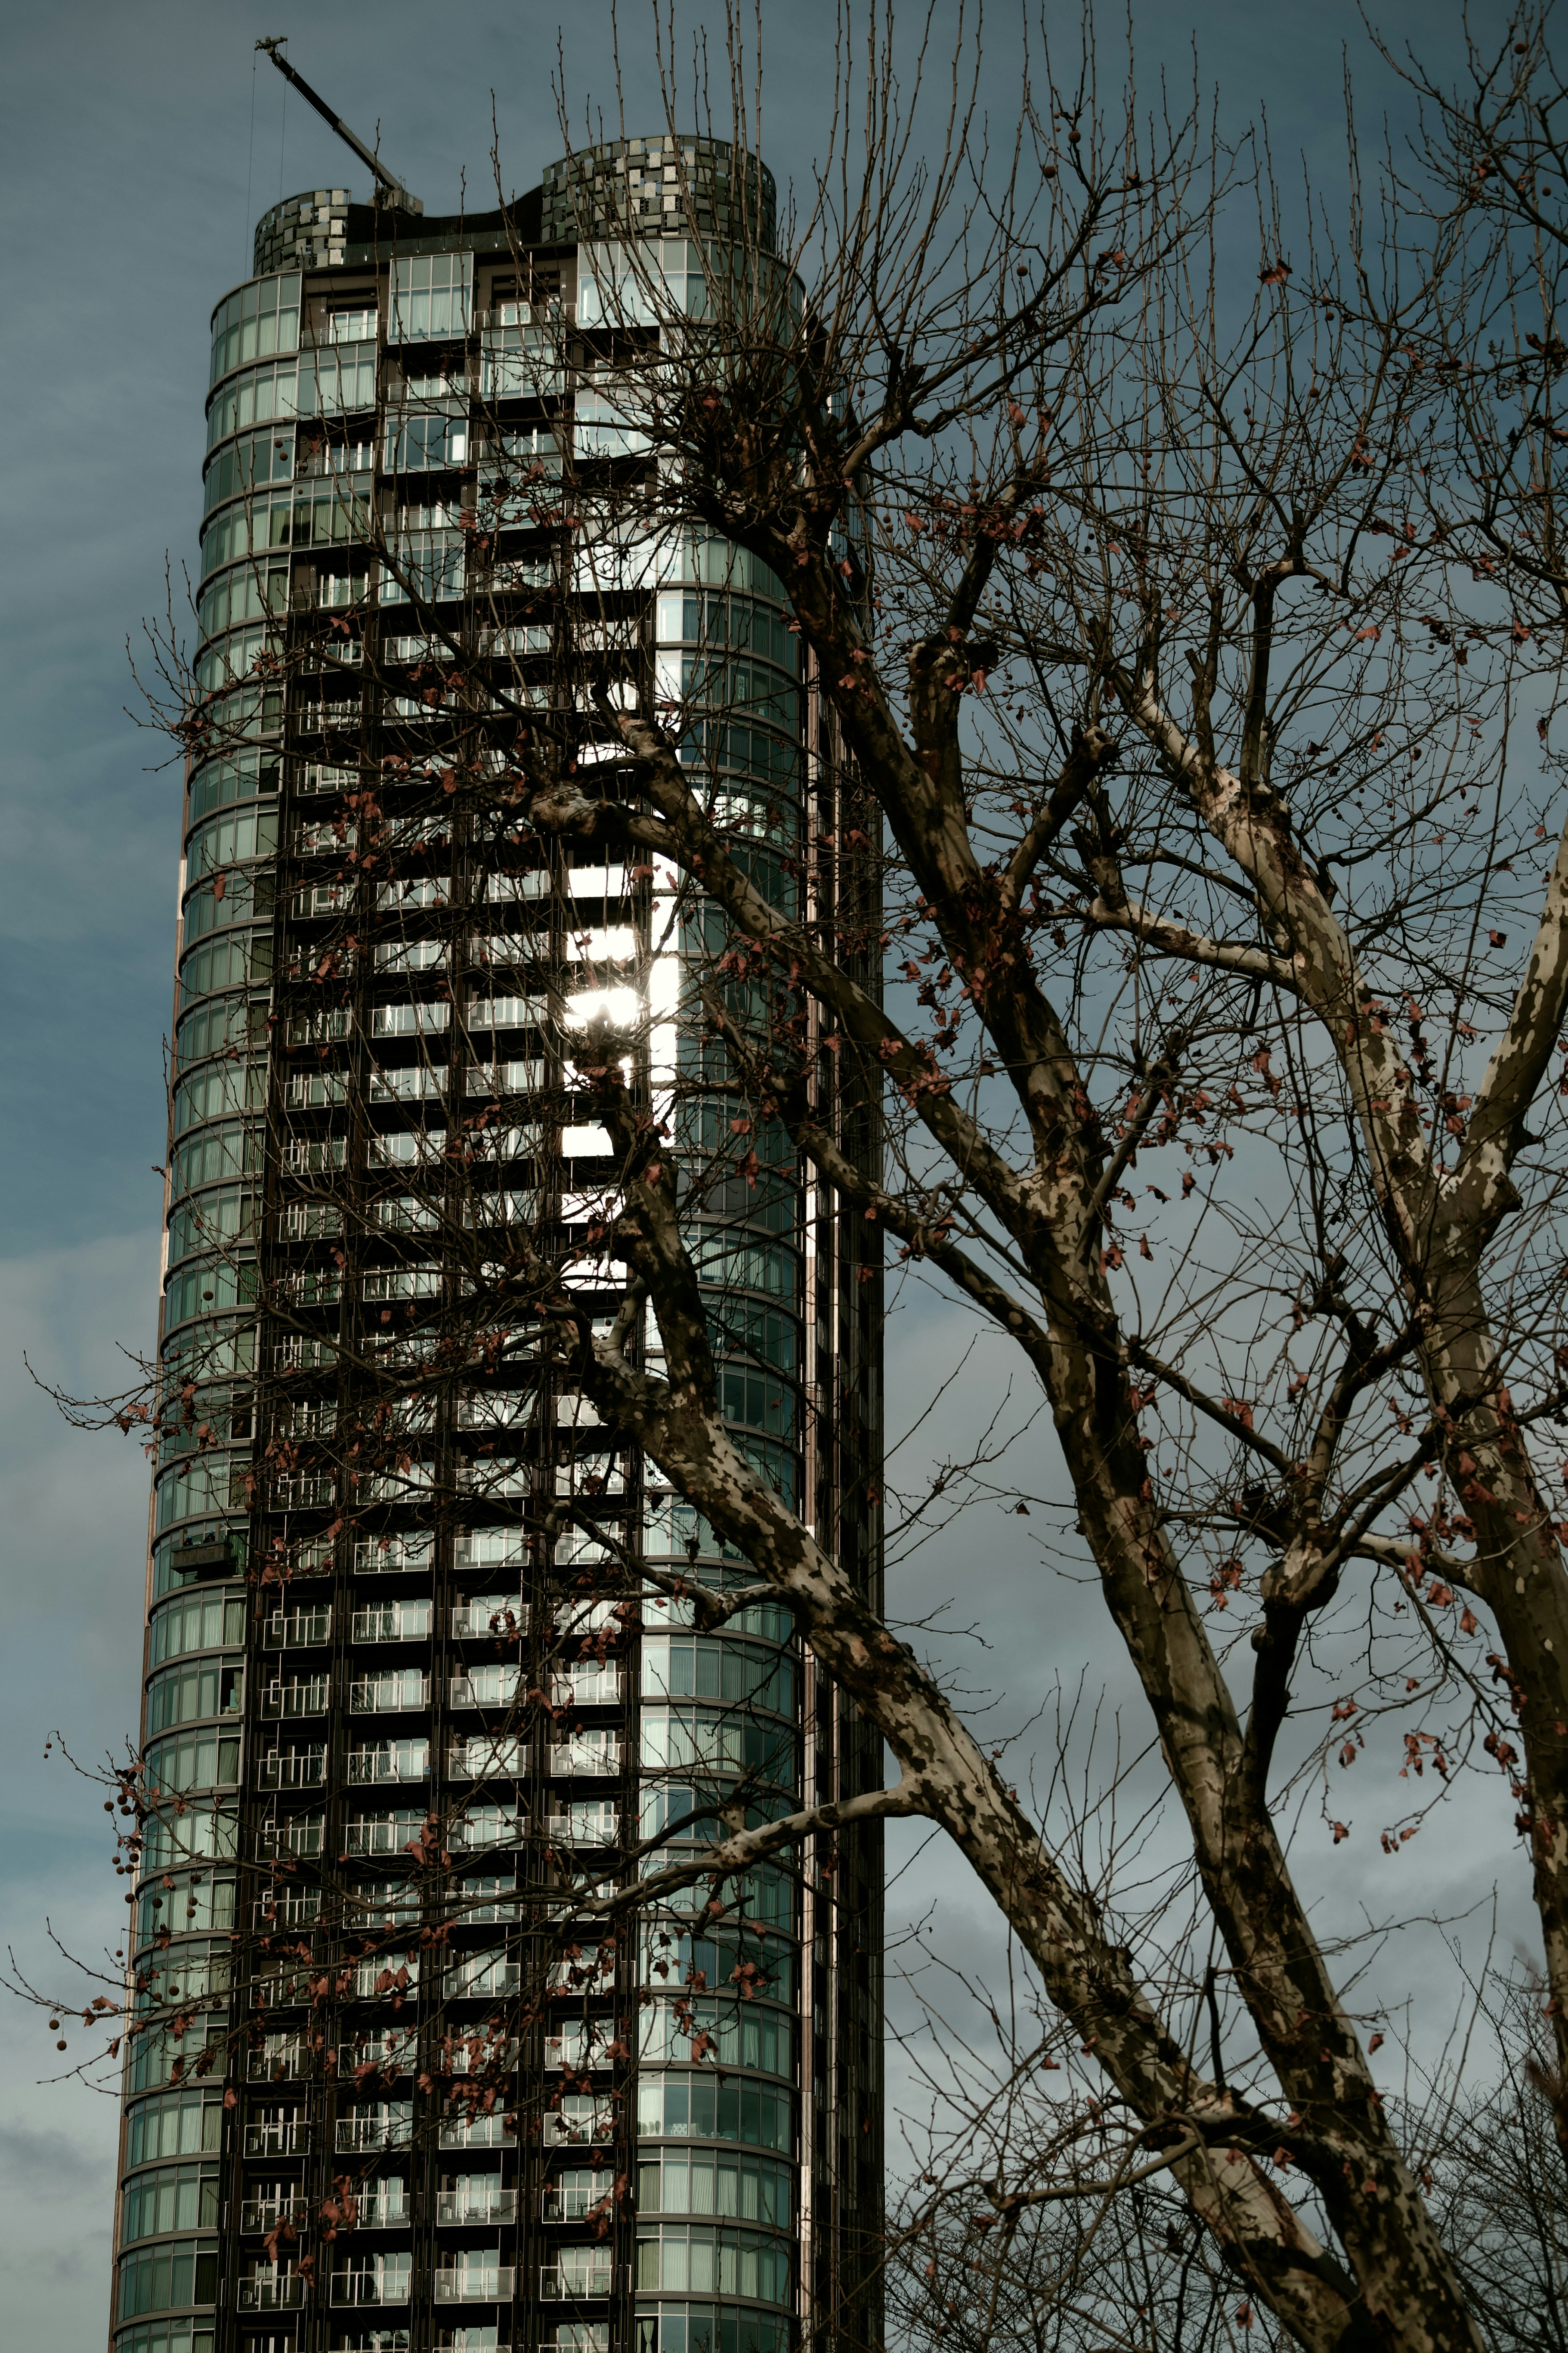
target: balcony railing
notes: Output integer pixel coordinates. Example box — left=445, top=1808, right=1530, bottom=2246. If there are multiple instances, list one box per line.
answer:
left=336, top=2108, right=414, bottom=2152
left=352, top=1602, right=433, bottom=1642
left=241, top=2197, right=311, bottom=2233
left=351, top=1672, right=431, bottom=1713
left=450, top=1598, right=529, bottom=1639
left=439, top=2112, right=513, bottom=2148
left=339, top=2030, right=419, bottom=2074
left=330, top=2270, right=412, bottom=2308
left=541, top=2108, right=617, bottom=2148
left=548, top=1742, right=622, bottom=1779
left=548, top=1667, right=625, bottom=1708
left=436, top=2189, right=517, bottom=2226
left=247, top=2039, right=308, bottom=2081
left=543, top=2175, right=614, bottom=2221
left=449, top=1737, right=529, bottom=1777
left=545, top=1810, right=619, bottom=1847
left=539, top=2264, right=614, bottom=2301
left=253, top=1889, right=323, bottom=1929
left=238, top=2275, right=308, bottom=2311
left=260, top=1677, right=329, bottom=1719
left=260, top=1747, right=327, bottom=1789
left=355, top=2193, right=413, bottom=2229
left=244, top=2119, right=308, bottom=2157
left=263, top=1608, right=333, bottom=1650
left=433, top=2268, right=515, bottom=2304
left=348, top=1743, right=429, bottom=1783
left=547, top=1953, right=615, bottom=1993
left=448, top=1668, right=522, bottom=1709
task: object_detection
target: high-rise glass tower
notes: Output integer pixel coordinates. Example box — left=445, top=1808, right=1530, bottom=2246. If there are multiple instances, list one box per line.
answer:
left=113, top=127, right=883, bottom=2353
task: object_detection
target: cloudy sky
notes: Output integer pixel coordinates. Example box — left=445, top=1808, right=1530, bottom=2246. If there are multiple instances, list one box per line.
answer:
left=0, top=0, right=1504, bottom=2340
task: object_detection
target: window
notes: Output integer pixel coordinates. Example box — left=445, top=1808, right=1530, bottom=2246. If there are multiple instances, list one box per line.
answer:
left=297, top=343, right=377, bottom=417
left=120, top=2166, right=220, bottom=2244
left=636, top=2073, right=793, bottom=2153
left=388, top=253, right=472, bottom=343
left=172, top=1061, right=267, bottom=1139
left=166, top=1186, right=260, bottom=1268
left=179, top=930, right=272, bottom=1003
left=641, top=1638, right=795, bottom=1717
left=639, top=1998, right=793, bottom=2079
left=209, top=274, right=301, bottom=388
left=125, top=2091, right=222, bottom=2169
left=118, top=2241, right=219, bottom=2317
left=119, top=2314, right=214, bottom=2353
left=203, top=424, right=295, bottom=515
left=149, top=1591, right=245, bottom=1666
left=142, top=1802, right=238, bottom=1872
left=385, top=408, right=468, bottom=473
left=635, top=2225, right=791, bottom=2307
left=144, top=1728, right=240, bottom=1798
left=186, top=749, right=281, bottom=824
left=196, top=561, right=289, bottom=647
left=145, top=1660, right=243, bottom=1734
left=327, top=307, right=378, bottom=342
left=382, top=529, right=465, bottom=603
left=637, top=2149, right=791, bottom=2228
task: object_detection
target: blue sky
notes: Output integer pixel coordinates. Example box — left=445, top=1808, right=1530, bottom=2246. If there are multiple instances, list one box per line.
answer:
left=0, top=0, right=1506, bottom=2341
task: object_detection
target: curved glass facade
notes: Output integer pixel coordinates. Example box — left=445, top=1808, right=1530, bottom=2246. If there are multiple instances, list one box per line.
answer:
left=115, top=128, right=882, bottom=2353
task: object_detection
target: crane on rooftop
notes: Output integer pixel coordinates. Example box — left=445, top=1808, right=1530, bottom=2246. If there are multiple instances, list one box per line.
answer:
left=256, top=38, right=422, bottom=215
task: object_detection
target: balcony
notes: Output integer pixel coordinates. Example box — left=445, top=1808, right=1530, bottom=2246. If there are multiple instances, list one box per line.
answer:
left=260, top=1677, right=329, bottom=1719
left=547, top=1952, right=615, bottom=1994
left=245, top=2117, right=307, bottom=2157
left=351, top=1671, right=431, bottom=1713
left=247, top=2037, right=308, bottom=2081
left=437, top=2188, right=518, bottom=2226
left=348, top=1741, right=429, bottom=1784
left=451, top=1597, right=529, bottom=1639
left=448, top=1667, right=521, bottom=1709
left=548, top=1740, right=621, bottom=1779
left=238, top=2273, right=308, bottom=2311
left=254, top=1889, right=322, bottom=1929
left=331, top=2267, right=412, bottom=2308
left=260, top=1746, right=327, bottom=1789
left=539, top=2262, right=614, bottom=2301
left=545, top=1806, right=618, bottom=1847
left=449, top=1737, right=529, bottom=1778
left=261, top=1813, right=323, bottom=1860
left=352, top=1601, right=433, bottom=1641
left=541, top=2107, right=617, bottom=2148
left=263, top=1607, right=332, bottom=1649
left=339, top=2028, right=419, bottom=2076
left=543, top=2173, right=614, bottom=2222
left=434, top=2268, right=515, bottom=2304
left=549, top=1667, right=624, bottom=1708
left=336, top=2106, right=414, bottom=2152
left=439, top=2112, right=513, bottom=2149
left=241, top=2195, right=311, bottom=2234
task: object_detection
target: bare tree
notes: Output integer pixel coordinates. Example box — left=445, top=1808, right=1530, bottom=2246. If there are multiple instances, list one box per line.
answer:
left=30, top=7, right=1568, bottom=2347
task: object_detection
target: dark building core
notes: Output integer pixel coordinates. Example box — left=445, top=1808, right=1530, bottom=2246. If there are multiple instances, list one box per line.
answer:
left=114, top=126, right=883, bottom=2353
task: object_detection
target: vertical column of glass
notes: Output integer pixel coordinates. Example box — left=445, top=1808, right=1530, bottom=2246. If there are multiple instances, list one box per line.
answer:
left=116, top=271, right=302, bottom=2353
left=630, top=526, right=806, bottom=2353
